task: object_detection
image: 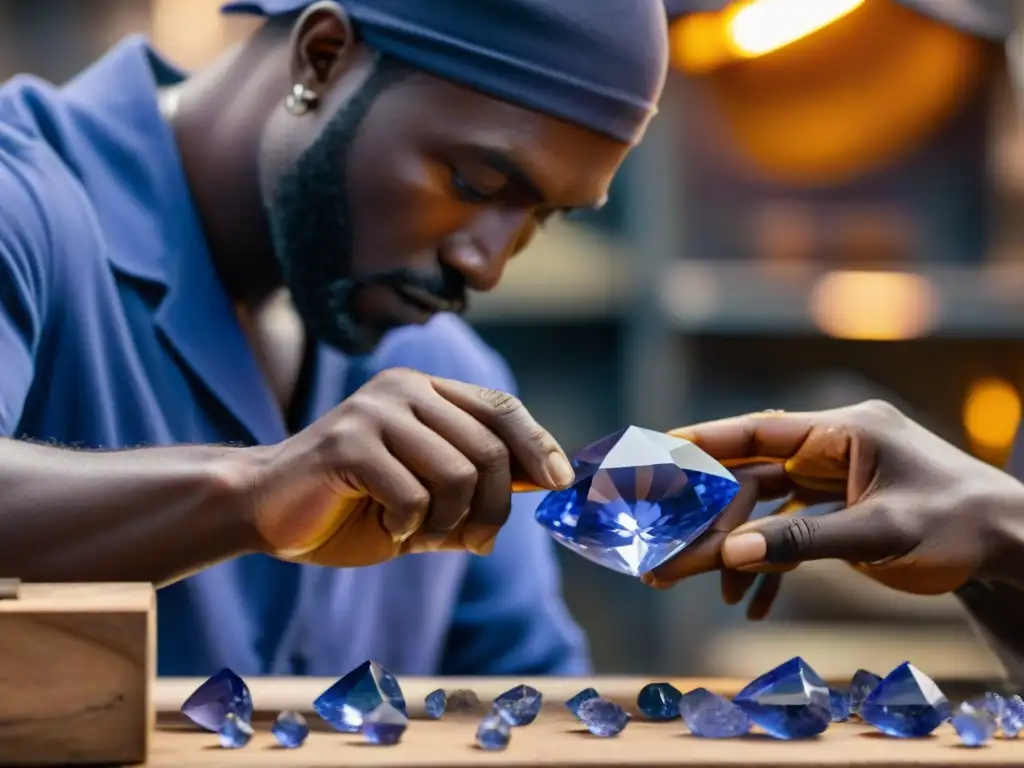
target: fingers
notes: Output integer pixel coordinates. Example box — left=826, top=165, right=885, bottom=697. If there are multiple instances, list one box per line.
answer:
left=412, top=396, right=514, bottom=554
left=722, top=502, right=909, bottom=570
left=430, top=377, right=574, bottom=490
left=668, top=411, right=818, bottom=463
left=336, top=442, right=430, bottom=543
left=745, top=573, right=783, bottom=620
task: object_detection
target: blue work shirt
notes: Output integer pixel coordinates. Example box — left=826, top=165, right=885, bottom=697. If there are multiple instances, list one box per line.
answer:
left=0, top=36, right=589, bottom=677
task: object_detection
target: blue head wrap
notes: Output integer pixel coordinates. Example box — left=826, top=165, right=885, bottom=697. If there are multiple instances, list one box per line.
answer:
left=222, top=0, right=671, bottom=145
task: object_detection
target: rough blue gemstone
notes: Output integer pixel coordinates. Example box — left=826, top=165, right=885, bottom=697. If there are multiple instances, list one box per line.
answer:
left=534, top=426, right=740, bottom=576
left=637, top=682, right=684, bottom=720
left=1001, top=694, right=1024, bottom=737
left=271, top=710, right=309, bottom=749
left=566, top=688, right=600, bottom=719
left=829, top=688, right=851, bottom=722
left=362, top=702, right=408, bottom=746
left=579, top=698, right=629, bottom=737
left=679, top=688, right=751, bottom=738
left=493, top=685, right=543, bottom=726
left=849, top=669, right=882, bottom=715
left=425, top=689, right=447, bottom=720
left=952, top=701, right=997, bottom=747
left=181, top=667, right=253, bottom=732
left=733, top=656, right=831, bottom=739
left=475, top=711, right=512, bottom=751
left=218, top=713, right=253, bottom=749
left=859, top=662, right=951, bottom=737
left=313, top=660, right=407, bottom=733
left=447, top=689, right=483, bottom=714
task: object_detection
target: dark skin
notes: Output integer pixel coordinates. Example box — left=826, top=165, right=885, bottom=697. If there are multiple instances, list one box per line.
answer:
left=0, top=4, right=633, bottom=584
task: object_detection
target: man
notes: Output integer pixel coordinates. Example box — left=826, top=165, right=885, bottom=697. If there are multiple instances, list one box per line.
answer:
left=0, top=0, right=668, bottom=676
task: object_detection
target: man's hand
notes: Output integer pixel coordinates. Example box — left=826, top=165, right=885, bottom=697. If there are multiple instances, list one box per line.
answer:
left=645, top=400, right=1024, bottom=619
left=244, top=368, right=574, bottom=566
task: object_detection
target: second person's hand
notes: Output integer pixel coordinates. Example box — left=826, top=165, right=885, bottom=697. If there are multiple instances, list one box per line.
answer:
left=645, top=400, right=1024, bottom=619
left=240, top=368, right=575, bottom=567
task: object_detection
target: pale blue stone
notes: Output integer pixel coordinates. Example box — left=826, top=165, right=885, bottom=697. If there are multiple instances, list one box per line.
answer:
left=218, top=713, right=253, bottom=749
left=579, top=698, right=629, bottom=737
left=476, top=712, right=512, bottom=750
left=271, top=710, right=309, bottom=749
left=361, top=702, right=408, bottom=746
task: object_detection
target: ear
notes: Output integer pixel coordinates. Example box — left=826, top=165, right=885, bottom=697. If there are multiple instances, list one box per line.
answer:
left=287, top=1, right=358, bottom=99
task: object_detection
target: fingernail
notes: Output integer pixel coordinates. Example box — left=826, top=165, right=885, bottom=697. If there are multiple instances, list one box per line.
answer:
left=722, top=532, right=767, bottom=568
left=547, top=453, right=575, bottom=487
left=464, top=529, right=498, bottom=557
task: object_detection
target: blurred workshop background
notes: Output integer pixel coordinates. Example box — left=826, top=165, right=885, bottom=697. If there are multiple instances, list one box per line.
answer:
left=2, top=0, right=1022, bottom=681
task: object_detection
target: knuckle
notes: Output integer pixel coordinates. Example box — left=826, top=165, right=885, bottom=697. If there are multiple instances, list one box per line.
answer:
left=442, top=461, right=479, bottom=489
left=397, top=487, right=431, bottom=516
left=779, top=517, right=820, bottom=559
left=479, top=387, right=523, bottom=417
left=859, top=399, right=905, bottom=426
left=475, top=436, right=510, bottom=469
left=368, top=367, right=423, bottom=392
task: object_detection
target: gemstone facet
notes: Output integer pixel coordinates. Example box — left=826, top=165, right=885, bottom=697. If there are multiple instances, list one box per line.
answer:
left=733, top=657, right=831, bottom=739
left=952, top=701, right=997, bottom=747
left=534, top=426, right=741, bottom=576
left=637, top=682, right=683, bottom=720
left=679, top=688, right=751, bottom=738
left=425, top=689, right=447, bottom=720
left=218, top=713, right=254, bottom=749
left=361, top=702, right=408, bottom=746
left=578, top=698, right=629, bottom=737
left=313, top=660, right=407, bottom=733
left=271, top=710, right=309, bottom=749
left=1001, top=694, right=1024, bottom=737
left=859, top=662, right=951, bottom=738
left=475, top=711, right=512, bottom=751
left=829, top=688, right=851, bottom=722
left=849, top=669, right=882, bottom=715
left=566, top=688, right=601, bottom=719
left=181, top=667, right=253, bottom=732
left=493, top=685, right=543, bottom=726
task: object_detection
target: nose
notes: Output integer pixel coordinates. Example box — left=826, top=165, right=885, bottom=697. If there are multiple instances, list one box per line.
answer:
left=440, top=209, right=534, bottom=293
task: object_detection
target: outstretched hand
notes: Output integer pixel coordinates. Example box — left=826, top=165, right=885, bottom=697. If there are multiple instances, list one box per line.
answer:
left=645, top=400, right=1024, bottom=619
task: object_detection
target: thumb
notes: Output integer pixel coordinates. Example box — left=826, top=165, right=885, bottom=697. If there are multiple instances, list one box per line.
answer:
left=721, top=504, right=905, bottom=570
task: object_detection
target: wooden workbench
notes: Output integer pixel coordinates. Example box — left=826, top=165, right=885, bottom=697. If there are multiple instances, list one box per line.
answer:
left=147, top=676, right=1024, bottom=767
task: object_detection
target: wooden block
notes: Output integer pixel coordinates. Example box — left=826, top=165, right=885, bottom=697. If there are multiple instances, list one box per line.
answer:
left=0, top=583, right=155, bottom=766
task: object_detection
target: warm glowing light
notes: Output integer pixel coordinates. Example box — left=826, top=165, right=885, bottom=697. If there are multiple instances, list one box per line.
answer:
left=809, top=270, right=937, bottom=340
left=964, top=378, right=1022, bottom=451
left=725, top=0, right=866, bottom=58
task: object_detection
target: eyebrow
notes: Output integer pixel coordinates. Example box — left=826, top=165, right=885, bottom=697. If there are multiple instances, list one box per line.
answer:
left=467, top=146, right=608, bottom=213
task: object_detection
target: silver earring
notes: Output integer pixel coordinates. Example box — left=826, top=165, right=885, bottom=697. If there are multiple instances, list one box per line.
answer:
left=285, top=83, right=319, bottom=116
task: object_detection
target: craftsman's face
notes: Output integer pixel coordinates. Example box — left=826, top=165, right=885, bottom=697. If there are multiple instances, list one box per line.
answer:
left=258, top=9, right=631, bottom=355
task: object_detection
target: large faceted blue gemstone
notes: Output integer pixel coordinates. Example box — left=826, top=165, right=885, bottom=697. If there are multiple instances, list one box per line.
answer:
left=180, top=668, right=253, bottom=732
left=534, top=426, right=740, bottom=576
left=733, top=657, right=831, bottom=739
left=859, top=662, right=951, bottom=737
left=313, top=660, right=407, bottom=733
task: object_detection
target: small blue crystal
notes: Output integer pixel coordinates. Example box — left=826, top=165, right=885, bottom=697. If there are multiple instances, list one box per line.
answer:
left=579, top=698, right=629, bottom=737
left=218, top=713, right=253, bottom=749
left=978, top=692, right=1005, bottom=718
left=679, top=688, right=751, bottom=738
left=535, top=426, right=740, bottom=577
left=271, top=710, right=309, bottom=749
left=493, top=685, right=543, bottom=726
left=829, top=688, right=851, bottom=722
left=476, top=711, right=512, bottom=751
left=637, top=682, right=683, bottom=720
left=859, top=662, right=951, bottom=738
left=425, top=689, right=447, bottom=720
left=849, top=669, right=882, bottom=715
left=566, top=688, right=600, bottom=719
left=733, top=656, right=831, bottom=739
left=1001, top=694, right=1024, bottom=737
left=361, top=702, right=408, bottom=746
left=952, top=701, right=996, bottom=747
left=181, top=667, right=253, bottom=732
left=313, top=660, right=407, bottom=733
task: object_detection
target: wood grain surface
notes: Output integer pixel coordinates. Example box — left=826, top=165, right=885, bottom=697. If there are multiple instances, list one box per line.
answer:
left=0, top=583, right=155, bottom=766
left=149, top=675, right=1024, bottom=767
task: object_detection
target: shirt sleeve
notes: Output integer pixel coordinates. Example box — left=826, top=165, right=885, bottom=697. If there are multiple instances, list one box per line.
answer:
left=0, top=142, right=52, bottom=436
left=368, top=315, right=592, bottom=675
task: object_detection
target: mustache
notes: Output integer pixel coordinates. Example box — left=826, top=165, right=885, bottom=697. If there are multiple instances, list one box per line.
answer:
left=354, top=264, right=469, bottom=314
